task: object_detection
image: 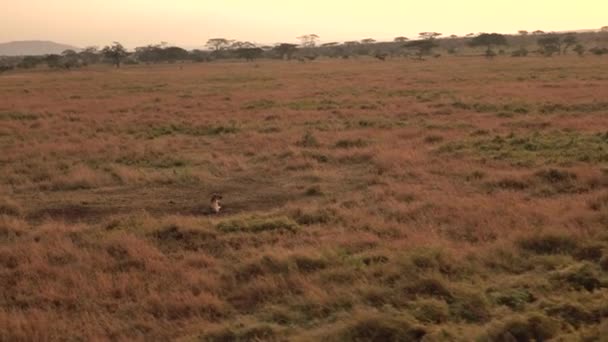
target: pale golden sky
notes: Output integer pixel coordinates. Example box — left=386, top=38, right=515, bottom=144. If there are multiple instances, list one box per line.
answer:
left=2, top=0, right=606, bottom=48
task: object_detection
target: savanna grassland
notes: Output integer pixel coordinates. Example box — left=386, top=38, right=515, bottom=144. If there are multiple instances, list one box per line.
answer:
left=1, top=56, right=608, bottom=341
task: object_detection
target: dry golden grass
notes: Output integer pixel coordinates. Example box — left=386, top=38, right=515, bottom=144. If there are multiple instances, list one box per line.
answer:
left=1, top=56, right=608, bottom=340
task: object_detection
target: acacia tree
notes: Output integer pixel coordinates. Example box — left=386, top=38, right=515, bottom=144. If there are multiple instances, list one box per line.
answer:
left=361, top=38, right=376, bottom=44
left=469, top=33, right=508, bottom=58
left=235, top=47, right=264, bottom=61
left=394, top=36, right=409, bottom=43
left=274, top=43, right=298, bottom=60
left=79, top=46, right=100, bottom=65
left=404, top=39, right=438, bottom=59
left=321, top=42, right=339, bottom=47
left=102, top=42, right=128, bottom=68
left=419, top=32, right=442, bottom=40
left=537, top=35, right=562, bottom=56
left=562, top=34, right=578, bottom=54
left=512, top=30, right=529, bottom=56
left=60, top=49, right=80, bottom=69
left=297, top=34, right=320, bottom=47
left=205, top=38, right=232, bottom=51
left=230, top=41, right=256, bottom=49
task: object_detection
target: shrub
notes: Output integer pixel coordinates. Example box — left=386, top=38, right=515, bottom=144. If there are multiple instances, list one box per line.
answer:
left=517, top=233, right=579, bottom=255
left=490, top=288, right=535, bottom=311
left=424, top=135, right=444, bottom=144
left=217, top=216, right=299, bottom=233
left=481, top=313, right=560, bottom=341
left=291, top=208, right=335, bottom=225
left=0, top=111, right=38, bottom=121
left=511, top=48, right=529, bottom=57
left=403, top=278, right=453, bottom=301
left=534, top=169, right=578, bottom=194
left=291, top=254, right=327, bottom=273
left=242, top=99, right=276, bottom=110
left=233, top=256, right=288, bottom=281
left=305, top=185, right=323, bottom=196
left=332, top=312, right=427, bottom=342
left=299, top=131, right=320, bottom=147
left=574, top=243, right=604, bottom=262
left=552, top=263, right=603, bottom=291
left=590, top=47, right=608, bottom=56
left=150, top=224, right=218, bottom=252
left=408, top=249, right=460, bottom=276
left=535, top=169, right=577, bottom=184
left=335, top=139, right=368, bottom=149
left=411, top=298, right=450, bottom=324
left=449, top=290, right=491, bottom=323
left=490, top=178, right=529, bottom=191
left=545, top=302, right=597, bottom=327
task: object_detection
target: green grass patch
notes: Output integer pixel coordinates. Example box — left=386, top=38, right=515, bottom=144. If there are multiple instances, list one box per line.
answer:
left=438, top=131, right=608, bottom=165
left=452, top=101, right=531, bottom=115
left=131, top=123, right=239, bottom=139
left=334, top=139, right=369, bottom=149
left=539, top=101, right=608, bottom=114
left=115, top=153, right=187, bottom=169
left=217, top=215, right=299, bottom=233
left=242, top=99, right=276, bottom=110
left=288, top=99, right=339, bottom=111
left=0, top=111, right=38, bottom=121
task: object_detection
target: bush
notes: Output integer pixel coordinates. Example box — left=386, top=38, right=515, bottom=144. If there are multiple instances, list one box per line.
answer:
left=299, top=132, right=320, bottom=147
left=481, top=313, right=560, bottom=341
left=424, top=135, right=444, bottom=144
left=411, top=299, right=450, bottom=324
left=590, top=47, right=608, bottom=56
left=403, top=278, right=453, bottom=301
left=574, top=243, right=604, bottom=262
left=534, top=169, right=578, bottom=193
left=217, top=216, right=299, bottom=233
left=449, top=290, right=491, bottom=323
left=485, top=177, right=529, bottom=191
left=545, top=302, right=597, bottom=327
left=291, top=254, right=327, bottom=273
left=517, top=233, right=579, bottom=255
left=335, top=139, right=368, bottom=149
left=511, top=48, right=529, bottom=57
left=552, top=263, right=603, bottom=291
left=305, top=185, right=323, bottom=196
left=332, top=312, right=427, bottom=342
left=490, top=288, right=535, bottom=310
left=291, top=208, right=336, bottom=225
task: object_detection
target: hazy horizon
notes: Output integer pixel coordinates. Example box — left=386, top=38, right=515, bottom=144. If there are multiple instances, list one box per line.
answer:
left=2, top=0, right=607, bottom=48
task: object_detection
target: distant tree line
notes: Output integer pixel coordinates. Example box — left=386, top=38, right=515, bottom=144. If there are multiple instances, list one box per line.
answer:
left=1, top=27, right=608, bottom=73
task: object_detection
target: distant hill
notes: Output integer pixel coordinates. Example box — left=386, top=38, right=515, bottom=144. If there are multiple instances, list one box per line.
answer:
left=0, top=41, right=79, bottom=56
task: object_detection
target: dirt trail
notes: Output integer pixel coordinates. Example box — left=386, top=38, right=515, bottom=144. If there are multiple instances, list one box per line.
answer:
left=23, top=180, right=297, bottom=223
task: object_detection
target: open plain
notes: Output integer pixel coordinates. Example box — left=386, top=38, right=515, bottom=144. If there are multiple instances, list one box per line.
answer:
left=1, top=57, right=608, bottom=340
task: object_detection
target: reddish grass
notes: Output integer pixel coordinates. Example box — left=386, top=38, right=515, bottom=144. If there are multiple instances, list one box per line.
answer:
left=1, top=56, right=608, bottom=340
